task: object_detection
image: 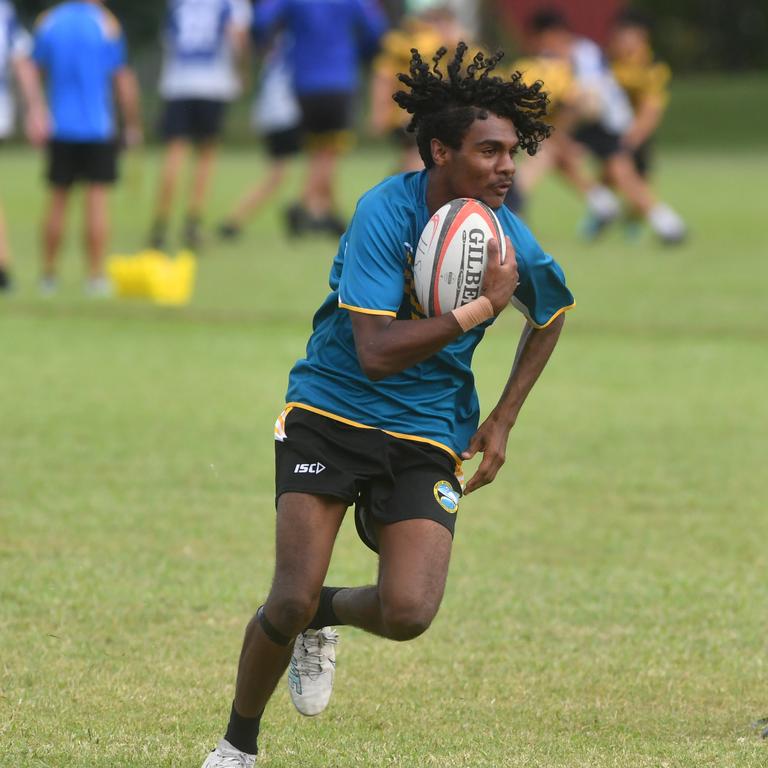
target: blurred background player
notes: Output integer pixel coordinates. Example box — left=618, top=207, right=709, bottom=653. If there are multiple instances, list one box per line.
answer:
left=217, top=33, right=302, bottom=241
left=33, top=0, right=142, bottom=296
left=369, top=2, right=466, bottom=172
left=148, top=0, right=252, bottom=250
left=502, top=50, right=621, bottom=225
left=0, top=0, right=47, bottom=292
left=523, top=9, right=686, bottom=244
left=252, top=0, right=388, bottom=237
left=607, top=9, right=682, bottom=239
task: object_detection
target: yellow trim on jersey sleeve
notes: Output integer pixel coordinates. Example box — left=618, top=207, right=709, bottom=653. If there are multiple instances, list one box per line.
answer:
left=338, top=301, right=397, bottom=318
left=530, top=301, right=575, bottom=329
left=285, top=402, right=462, bottom=465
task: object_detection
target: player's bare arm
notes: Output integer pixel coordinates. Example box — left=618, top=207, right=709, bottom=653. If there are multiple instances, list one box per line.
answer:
left=622, top=97, right=664, bottom=150
left=350, top=237, right=518, bottom=380
left=462, top=313, right=565, bottom=494
left=12, top=57, right=49, bottom=146
left=114, top=67, right=143, bottom=146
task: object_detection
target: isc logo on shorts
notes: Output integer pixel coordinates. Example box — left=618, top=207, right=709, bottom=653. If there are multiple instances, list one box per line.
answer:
left=294, top=462, right=326, bottom=474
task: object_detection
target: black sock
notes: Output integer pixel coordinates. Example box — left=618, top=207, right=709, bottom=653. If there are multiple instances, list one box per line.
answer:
left=224, top=701, right=260, bottom=756
left=305, top=586, right=345, bottom=630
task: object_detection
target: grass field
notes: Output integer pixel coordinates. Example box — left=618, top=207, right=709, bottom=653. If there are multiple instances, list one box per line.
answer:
left=2, top=143, right=768, bottom=767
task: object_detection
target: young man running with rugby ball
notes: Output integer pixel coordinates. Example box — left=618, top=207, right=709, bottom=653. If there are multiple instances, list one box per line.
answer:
left=202, top=43, right=574, bottom=767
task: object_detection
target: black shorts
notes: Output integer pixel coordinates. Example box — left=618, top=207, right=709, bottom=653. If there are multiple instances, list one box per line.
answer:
left=160, top=99, right=227, bottom=142
left=572, top=122, right=625, bottom=160
left=264, top=126, right=303, bottom=158
left=47, top=140, right=118, bottom=187
left=297, top=91, right=354, bottom=135
left=274, top=407, right=462, bottom=553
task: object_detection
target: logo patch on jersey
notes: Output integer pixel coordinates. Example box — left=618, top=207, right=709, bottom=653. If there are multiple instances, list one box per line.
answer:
left=433, top=480, right=459, bottom=514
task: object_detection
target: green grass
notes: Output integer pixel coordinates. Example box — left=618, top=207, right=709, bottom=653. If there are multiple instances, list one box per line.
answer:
left=1, top=144, right=768, bottom=767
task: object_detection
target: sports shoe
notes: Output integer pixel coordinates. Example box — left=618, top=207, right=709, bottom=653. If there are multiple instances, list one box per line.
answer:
left=218, top=221, right=242, bottom=241
left=85, top=275, right=113, bottom=298
left=648, top=203, right=687, bottom=245
left=0, top=265, right=12, bottom=292
left=201, top=739, right=256, bottom=768
left=288, top=627, right=338, bottom=716
left=148, top=219, right=167, bottom=250
left=183, top=216, right=203, bottom=250
left=39, top=276, right=58, bottom=297
left=581, top=185, right=621, bottom=240
left=285, top=202, right=310, bottom=237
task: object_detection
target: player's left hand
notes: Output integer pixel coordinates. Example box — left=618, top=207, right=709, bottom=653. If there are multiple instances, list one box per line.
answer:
left=461, top=414, right=511, bottom=494
left=24, top=105, right=49, bottom=147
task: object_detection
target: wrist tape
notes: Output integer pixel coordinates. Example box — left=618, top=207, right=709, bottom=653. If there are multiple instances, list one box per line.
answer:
left=451, top=296, right=494, bottom=332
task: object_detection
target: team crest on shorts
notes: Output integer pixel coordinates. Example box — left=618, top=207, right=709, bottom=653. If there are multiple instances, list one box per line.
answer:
left=433, top=480, right=460, bottom=514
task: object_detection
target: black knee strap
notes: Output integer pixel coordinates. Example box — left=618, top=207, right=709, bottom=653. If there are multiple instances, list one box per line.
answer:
left=256, top=605, right=291, bottom=646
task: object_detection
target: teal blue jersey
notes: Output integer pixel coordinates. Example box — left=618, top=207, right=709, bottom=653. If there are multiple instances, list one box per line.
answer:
left=285, top=170, right=574, bottom=460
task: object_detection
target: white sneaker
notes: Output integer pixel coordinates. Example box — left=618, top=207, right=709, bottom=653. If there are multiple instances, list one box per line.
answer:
left=201, top=739, right=256, bottom=768
left=85, top=275, right=113, bottom=298
left=648, top=203, right=687, bottom=244
left=586, top=184, right=621, bottom=221
left=39, top=276, right=58, bottom=297
left=287, top=627, right=339, bottom=716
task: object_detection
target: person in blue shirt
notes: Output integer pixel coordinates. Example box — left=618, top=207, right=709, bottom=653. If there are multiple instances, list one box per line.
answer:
left=0, top=0, right=47, bottom=292
left=252, top=0, right=388, bottom=237
left=201, top=43, right=573, bottom=768
left=33, top=0, right=142, bottom=296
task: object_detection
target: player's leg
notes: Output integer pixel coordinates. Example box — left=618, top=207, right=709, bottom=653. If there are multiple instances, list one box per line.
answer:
left=41, top=141, right=75, bottom=290
left=205, top=492, right=345, bottom=765
left=289, top=92, right=351, bottom=237
left=184, top=139, right=217, bottom=249
left=302, top=142, right=336, bottom=216
left=82, top=183, right=110, bottom=292
left=0, top=202, right=11, bottom=291
left=219, top=158, right=289, bottom=239
left=603, top=152, right=686, bottom=244
left=79, top=141, right=118, bottom=293
left=288, top=515, right=452, bottom=719
left=306, top=443, right=460, bottom=640
left=182, top=100, right=227, bottom=249
left=334, top=517, right=453, bottom=640
left=219, top=126, right=301, bottom=240
left=41, top=186, right=70, bottom=289
left=150, top=138, right=187, bottom=247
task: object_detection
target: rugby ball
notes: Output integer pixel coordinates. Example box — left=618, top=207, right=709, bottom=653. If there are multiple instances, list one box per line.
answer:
left=413, top=198, right=506, bottom=317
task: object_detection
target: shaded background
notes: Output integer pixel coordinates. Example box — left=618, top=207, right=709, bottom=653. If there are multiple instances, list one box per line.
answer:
left=13, top=0, right=768, bottom=70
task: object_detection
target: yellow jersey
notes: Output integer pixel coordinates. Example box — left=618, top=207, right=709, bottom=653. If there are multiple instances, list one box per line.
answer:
left=611, top=43, right=671, bottom=111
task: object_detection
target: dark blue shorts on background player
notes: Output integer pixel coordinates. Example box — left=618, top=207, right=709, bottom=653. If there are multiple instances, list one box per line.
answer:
left=160, top=98, right=228, bottom=143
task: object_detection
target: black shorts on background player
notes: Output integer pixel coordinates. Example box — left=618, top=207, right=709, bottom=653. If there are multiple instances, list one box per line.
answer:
left=572, top=121, right=625, bottom=160
left=47, top=140, right=118, bottom=187
left=297, top=91, right=353, bottom=135
left=275, top=408, right=462, bottom=553
left=160, top=98, right=227, bottom=142
left=264, top=126, right=303, bottom=158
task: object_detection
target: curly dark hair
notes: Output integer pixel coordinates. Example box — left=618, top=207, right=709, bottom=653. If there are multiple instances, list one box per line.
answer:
left=393, top=43, right=552, bottom=169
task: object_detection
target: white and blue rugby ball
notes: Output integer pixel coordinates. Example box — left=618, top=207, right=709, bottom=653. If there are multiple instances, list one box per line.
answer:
left=413, top=198, right=506, bottom=317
